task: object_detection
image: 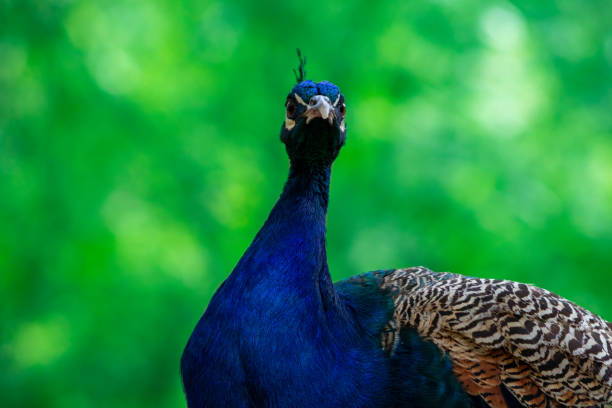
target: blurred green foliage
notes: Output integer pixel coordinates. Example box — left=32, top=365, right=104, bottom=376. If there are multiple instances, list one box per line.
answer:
left=1, top=0, right=612, bottom=406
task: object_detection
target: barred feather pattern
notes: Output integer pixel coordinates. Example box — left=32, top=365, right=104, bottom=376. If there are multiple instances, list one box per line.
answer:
left=378, top=267, right=612, bottom=408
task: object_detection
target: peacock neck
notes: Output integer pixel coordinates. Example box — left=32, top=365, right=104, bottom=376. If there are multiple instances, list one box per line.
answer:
left=282, top=161, right=331, bottom=211
left=230, top=160, right=341, bottom=317
left=264, top=161, right=331, bottom=284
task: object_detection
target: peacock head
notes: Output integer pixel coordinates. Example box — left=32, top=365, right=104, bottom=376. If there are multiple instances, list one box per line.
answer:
left=280, top=80, right=346, bottom=166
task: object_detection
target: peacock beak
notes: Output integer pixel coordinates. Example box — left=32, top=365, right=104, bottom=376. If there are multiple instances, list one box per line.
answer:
left=304, top=95, right=335, bottom=125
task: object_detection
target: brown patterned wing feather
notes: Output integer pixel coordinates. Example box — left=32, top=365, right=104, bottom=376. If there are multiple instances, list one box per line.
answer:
left=380, top=267, right=612, bottom=408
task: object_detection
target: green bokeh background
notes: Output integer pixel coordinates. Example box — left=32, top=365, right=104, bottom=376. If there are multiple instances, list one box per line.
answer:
left=2, top=0, right=612, bottom=406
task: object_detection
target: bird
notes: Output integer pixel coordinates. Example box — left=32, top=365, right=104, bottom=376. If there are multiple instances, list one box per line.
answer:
left=180, top=54, right=612, bottom=408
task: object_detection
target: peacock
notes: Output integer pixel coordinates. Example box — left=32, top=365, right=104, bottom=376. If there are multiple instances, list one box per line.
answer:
left=181, top=55, right=612, bottom=408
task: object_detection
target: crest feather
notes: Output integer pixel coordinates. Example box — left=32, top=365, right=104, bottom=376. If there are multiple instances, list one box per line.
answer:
left=293, top=49, right=307, bottom=83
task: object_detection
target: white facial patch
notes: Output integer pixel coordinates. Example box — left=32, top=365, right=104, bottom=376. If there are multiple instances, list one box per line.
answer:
left=294, top=93, right=308, bottom=107
left=285, top=116, right=296, bottom=130
left=339, top=119, right=345, bottom=133
left=333, top=95, right=341, bottom=107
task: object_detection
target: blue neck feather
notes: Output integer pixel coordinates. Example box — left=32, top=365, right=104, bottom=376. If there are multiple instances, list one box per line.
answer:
left=182, top=162, right=392, bottom=407
left=229, top=162, right=343, bottom=323
left=182, top=158, right=474, bottom=408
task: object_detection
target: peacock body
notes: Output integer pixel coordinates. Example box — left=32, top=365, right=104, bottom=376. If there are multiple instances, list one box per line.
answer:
left=181, top=76, right=612, bottom=408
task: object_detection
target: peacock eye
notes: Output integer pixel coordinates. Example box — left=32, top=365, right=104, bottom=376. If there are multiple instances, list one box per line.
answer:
left=339, top=103, right=346, bottom=116
left=286, top=100, right=297, bottom=117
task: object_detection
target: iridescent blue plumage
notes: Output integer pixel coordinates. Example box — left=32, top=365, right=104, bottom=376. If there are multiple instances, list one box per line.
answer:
left=291, top=80, right=340, bottom=103
left=180, top=78, right=477, bottom=407
left=178, top=75, right=600, bottom=407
